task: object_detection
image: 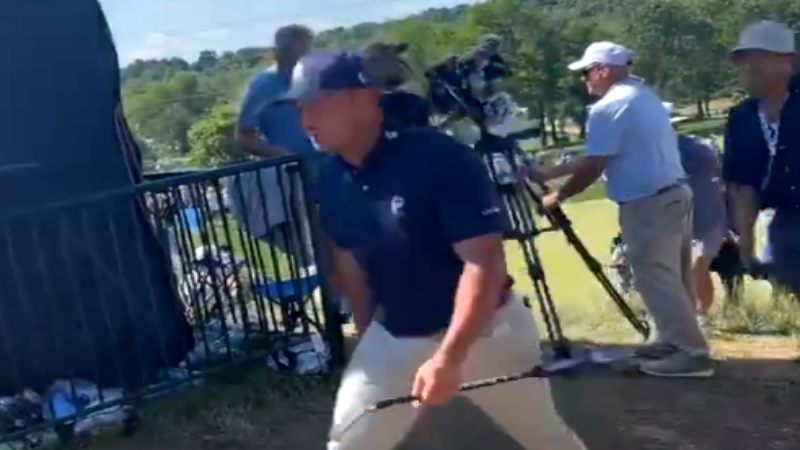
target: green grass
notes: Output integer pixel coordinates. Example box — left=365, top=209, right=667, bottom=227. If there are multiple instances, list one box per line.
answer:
left=677, top=117, right=725, bottom=136
left=190, top=217, right=291, bottom=276
left=507, top=199, right=800, bottom=340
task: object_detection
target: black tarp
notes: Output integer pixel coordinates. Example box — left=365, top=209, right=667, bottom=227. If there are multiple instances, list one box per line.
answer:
left=0, top=1, right=193, bottom=392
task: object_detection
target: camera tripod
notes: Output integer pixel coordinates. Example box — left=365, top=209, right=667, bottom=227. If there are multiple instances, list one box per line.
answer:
left=475, top=129, right=651, bottom=360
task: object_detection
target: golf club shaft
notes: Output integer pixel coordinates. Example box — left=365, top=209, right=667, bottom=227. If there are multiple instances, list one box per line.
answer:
left=366, top=365, right=549, bottom=412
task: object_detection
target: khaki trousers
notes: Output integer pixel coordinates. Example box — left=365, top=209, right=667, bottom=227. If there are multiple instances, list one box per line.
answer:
left=619, top=184, right=709, bottom=356
left=327, top=296, right=585, bottom=450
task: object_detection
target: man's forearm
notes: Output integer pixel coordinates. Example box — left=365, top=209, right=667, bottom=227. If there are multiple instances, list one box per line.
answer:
left=235, top=130, right=288, bottom=159
left=555, top=159, right=603, bottom=201
left=730, top=184, right=759, bottom=258
left=539, top=158, right=584, bottom=182
left=330, top=245, right=373, bottom=333
left=437, top=260, right=506, bottom=364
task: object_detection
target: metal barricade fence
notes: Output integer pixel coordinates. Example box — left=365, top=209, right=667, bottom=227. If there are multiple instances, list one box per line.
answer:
left=0, top=154, right=345, bottom=447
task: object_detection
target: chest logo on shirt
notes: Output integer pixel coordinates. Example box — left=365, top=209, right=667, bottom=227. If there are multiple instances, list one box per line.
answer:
left=390, top=195, right=405, bottom=216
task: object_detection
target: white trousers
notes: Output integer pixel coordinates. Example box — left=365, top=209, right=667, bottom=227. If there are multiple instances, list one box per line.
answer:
left=327, top=297, right=586, bottom=450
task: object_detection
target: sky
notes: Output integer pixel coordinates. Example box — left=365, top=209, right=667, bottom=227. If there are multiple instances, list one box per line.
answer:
left=100, top=0, right=482, bottom=66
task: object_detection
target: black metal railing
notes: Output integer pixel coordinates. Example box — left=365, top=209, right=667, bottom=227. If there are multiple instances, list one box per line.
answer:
left=0, top=154, right=345, bottom=447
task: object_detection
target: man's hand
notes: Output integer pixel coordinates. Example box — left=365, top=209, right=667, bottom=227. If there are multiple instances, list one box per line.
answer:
left=742, top=255, right=770, bottom=279
left=411, top=353, right=462, bottom=406
left=541, top=190, right=562, bottom=210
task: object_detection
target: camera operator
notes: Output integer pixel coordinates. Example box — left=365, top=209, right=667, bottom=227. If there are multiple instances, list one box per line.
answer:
left=530, top=42, right=712, bottom=379
left=282, top=50, right=585, bottom=450
left=459, top=35, right=512, bottom=90
left=723, top=20, right=800, bottom=300
left=364, top=42, right=431, bottom=127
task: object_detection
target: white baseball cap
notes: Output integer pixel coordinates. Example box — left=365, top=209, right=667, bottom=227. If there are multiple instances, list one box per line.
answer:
left=568, top=41, right=633, bottom=71
left=731, top=20, right=796, bottom=55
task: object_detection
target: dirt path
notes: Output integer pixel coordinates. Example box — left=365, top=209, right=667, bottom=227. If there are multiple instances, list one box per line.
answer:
left=93, top=338, right=800, bottom=450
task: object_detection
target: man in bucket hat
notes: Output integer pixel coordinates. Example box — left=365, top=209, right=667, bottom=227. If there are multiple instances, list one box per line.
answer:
left=286, top=50, right=585, bottom=450
left=723, top=19, right=800, bottom=300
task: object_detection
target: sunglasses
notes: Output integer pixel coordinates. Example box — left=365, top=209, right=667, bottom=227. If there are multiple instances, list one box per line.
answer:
left=581, top=64, right=600, bottom=79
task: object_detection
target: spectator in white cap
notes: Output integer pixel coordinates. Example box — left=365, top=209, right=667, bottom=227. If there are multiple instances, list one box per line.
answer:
left=723, top=20, right=800, bottom=300
left=531, top=41, right=713, bottom=378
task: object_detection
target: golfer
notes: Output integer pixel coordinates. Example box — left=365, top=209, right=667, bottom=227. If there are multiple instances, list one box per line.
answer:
left=724, top=20, right=800, bottom=300
left=531, top=42, right=712, bottom=378
left=284, top=50, right=585, bottom=450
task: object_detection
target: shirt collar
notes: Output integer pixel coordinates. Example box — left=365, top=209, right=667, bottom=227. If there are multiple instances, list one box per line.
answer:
left=337, top=126, right=400, bottom=173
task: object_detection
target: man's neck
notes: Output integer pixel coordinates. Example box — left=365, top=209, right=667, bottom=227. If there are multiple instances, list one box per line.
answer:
left=276, top=56, right=296, bottom=75
left=759, top=83, right=790, bottom=121
left=595, top=74, right=629, bottom=97
left=339, top=121, right=383, bottom=168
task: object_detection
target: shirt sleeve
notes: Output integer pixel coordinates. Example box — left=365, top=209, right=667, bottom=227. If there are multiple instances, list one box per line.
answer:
left=432, top=135, right=505, bottom=243
left=584, top=101, right=629, bottom=157
left=236, top=74, right=272, bottom=130
left=721, top=105, right=762, bottom=188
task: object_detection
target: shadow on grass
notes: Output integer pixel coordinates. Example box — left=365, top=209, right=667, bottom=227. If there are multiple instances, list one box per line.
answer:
left=89, top=337, right=800, bottom=450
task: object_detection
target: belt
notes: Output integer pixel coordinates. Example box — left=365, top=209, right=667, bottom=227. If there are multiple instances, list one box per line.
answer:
left=619, top=182, right=682, bottom=205
left=654, top=182, right=682, bottom=196
left=373, top=287, right=514, bottom=339
left=372, top=306, right=447, bottom=340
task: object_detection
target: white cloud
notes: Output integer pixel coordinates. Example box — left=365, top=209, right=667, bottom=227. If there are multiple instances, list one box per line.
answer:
left=120, top=28, right=231, bottom=64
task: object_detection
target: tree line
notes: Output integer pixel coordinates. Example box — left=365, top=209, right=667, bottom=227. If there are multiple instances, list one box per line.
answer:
left=120, top=0, right=800, bottom=169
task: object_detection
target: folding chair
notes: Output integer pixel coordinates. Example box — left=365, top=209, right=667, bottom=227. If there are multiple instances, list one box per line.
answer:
left=251, top=274, right=324, bottom=334
left=251, top=272, right=354, bottom=334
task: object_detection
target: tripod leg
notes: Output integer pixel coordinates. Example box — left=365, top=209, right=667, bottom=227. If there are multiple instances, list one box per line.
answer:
left=520, top=181, right=651, bottom=340
left=502, top=190, right=570, bottom=359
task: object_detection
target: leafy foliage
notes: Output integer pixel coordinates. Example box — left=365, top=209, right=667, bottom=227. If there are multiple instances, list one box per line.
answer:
left=187, top=103, right=241, bottom=167
left=119, top=0, right=800, bottom=168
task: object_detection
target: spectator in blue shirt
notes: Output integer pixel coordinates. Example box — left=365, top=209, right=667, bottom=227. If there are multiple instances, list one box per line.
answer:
left=286, top=50, right=585, bottom=450
left=723, top=20, right=800, bottom=300
left=677, top=133, right=727, bottom=318
left=229, top=24, right=316, bottom=272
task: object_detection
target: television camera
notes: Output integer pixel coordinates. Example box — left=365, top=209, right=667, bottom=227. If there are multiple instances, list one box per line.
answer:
left=421, top=40, right=650, bottom=359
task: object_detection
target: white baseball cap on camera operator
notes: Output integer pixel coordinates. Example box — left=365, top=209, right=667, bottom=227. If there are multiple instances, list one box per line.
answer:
left=731, top=20, right=796, bottom=55
left=567, top=41, right=633, bottom=71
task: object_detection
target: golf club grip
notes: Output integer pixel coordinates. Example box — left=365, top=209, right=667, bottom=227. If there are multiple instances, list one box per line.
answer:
left=366, top=366, right=548, bottom=411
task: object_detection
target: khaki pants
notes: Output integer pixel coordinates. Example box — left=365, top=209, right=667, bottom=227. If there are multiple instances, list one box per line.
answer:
left=327, top=297, right=585, bottom=450
left=620, top=184, right=709, bottom=356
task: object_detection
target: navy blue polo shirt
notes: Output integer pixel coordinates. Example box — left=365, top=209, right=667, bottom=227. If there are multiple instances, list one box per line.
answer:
left=722, top=85, right=800, bottom=215
left=315, top=127, right=505, bottom=337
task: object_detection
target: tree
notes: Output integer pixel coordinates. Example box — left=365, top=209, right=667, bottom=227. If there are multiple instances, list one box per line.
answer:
left=186, top=104, right=242, bottom=167
left=120, top=0, right=800, bottom=165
